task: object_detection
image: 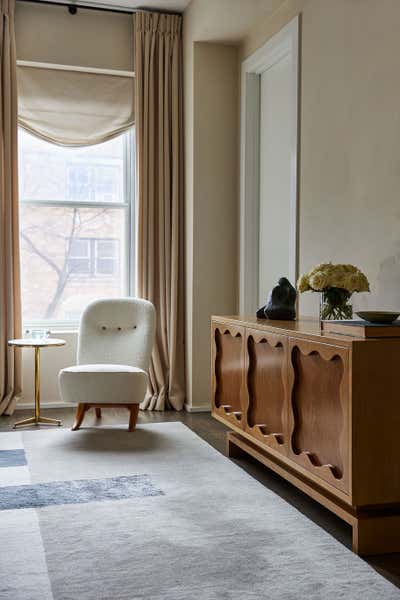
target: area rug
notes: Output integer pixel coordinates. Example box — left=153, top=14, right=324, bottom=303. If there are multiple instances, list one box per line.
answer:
left=0, top=422, right=398, bottom=600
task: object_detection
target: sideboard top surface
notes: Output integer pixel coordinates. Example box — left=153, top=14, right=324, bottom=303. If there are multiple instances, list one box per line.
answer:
left=211, top=315, right=393, bottom=347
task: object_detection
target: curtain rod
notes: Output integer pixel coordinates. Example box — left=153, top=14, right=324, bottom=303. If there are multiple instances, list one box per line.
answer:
left=16, top=0, right=182, bottom=16
left=17, top=0, right=135, bottom=14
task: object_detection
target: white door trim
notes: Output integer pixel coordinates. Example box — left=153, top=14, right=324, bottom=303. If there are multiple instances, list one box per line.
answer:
left=239, top=15, right=300, bottom=313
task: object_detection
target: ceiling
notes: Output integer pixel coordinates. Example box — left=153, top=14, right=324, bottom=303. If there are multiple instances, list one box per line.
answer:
left=183, top=0, right=284, bottom=43
left=25, top=0, right=284, bottom=40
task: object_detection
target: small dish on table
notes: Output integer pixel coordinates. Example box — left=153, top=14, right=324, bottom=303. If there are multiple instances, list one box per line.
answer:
left=355, top=311, right=400, bottom=324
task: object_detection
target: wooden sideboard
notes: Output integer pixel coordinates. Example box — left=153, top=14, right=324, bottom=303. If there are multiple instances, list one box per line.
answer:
left=211, top=315, right=400, bottom=555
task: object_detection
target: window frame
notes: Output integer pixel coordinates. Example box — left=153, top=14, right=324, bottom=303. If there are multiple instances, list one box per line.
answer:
left=67, top=237, right=120, bottom=278
left=19, top=128, right=136, bottom=331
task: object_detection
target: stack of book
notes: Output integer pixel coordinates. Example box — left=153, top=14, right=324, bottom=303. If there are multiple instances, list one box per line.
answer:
left=322, top=320, right=400, bottom=338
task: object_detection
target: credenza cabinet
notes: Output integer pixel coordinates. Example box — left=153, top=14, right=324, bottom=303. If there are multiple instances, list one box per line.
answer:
left=211, top=315, right=400, bottom=555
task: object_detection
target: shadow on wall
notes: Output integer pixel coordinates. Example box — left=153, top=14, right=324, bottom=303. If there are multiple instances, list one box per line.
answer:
left=353, top=244, right=400, bottom=312
left=376, top=246, right=400, bottom=310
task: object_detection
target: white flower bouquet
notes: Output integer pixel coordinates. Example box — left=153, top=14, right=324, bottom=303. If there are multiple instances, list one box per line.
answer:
left=297, top=263, right=370, bottom=320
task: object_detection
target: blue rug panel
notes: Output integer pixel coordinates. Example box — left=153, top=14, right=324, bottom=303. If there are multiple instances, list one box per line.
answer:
left=0, top=449, right=27, bottom=468
left=0, top=474, right=163, bottom=510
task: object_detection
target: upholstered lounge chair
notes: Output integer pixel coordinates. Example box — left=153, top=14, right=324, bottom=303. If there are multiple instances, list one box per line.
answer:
left=59, top=298, right=155, bottom=431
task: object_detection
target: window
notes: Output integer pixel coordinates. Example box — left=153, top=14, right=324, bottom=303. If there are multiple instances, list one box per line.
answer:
left=67, top=238, right=119, bottom=277
left=19, top=129, right=135, bottom=327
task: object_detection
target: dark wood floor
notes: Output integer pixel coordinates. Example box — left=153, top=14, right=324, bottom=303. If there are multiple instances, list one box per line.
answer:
left=1, top=407, right=400, bottom=590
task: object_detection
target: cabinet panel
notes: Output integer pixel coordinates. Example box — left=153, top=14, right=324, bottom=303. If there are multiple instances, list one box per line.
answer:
left=288, top=338, right=350, bottom=493
left=211, top=323, right=245, bottom=429
left=245, top=329, right=288, bottom=454
left=211, top=316, right=400, bottom=554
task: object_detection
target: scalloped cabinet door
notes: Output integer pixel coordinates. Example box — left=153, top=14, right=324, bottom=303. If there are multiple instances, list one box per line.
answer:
left=245, top=329, right=288, bottom=455
left=211, top=323, right=246, bottom=429
left=288, top=337, right=350, bottom=494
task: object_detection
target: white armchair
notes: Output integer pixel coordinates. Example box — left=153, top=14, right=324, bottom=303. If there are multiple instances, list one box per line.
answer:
left=58, top=298, right=155, bottom=432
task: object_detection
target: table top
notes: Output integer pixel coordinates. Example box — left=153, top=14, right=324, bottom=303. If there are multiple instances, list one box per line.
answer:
left=8, top=338, right=66, bottom=348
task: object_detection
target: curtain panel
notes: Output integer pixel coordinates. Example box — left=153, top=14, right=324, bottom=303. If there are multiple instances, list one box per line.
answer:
left=0, top=0, right=21, bottom=415
left=134, top=11, right=185, bottom=411
left=17, top=66, right=134, bottom=147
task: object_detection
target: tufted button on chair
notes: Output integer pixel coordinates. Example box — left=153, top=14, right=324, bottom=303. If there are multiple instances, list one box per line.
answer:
left=58, top=298, right=155, bottom=432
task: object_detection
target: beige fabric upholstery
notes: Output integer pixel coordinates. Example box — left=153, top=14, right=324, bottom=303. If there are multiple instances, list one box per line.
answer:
left=134, top=11, right=185, bottom=411
left=77, top=298, right=155, bottom=370
left=58, top=298, right=155, bottom=406
left=18, top=66, right=134, bottom=147
left=0, top=0, right=22, bottom=416
left=59, top=365, right=147, bottom=405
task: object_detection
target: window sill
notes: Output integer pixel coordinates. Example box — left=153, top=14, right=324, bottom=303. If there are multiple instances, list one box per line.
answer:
left=23, top=323, right=79, bottom=335
left=49, top=329, right=79, bottom=335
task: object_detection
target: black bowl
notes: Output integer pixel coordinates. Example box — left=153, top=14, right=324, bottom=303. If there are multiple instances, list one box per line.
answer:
left=355, top=311, right=400, bottom=324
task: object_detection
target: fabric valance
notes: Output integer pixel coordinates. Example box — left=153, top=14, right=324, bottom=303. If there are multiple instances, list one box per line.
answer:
left=17, top=65, right=134, bottom=147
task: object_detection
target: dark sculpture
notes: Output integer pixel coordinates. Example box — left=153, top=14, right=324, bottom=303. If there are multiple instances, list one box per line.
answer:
left=256, top=277, right=297, bottom=321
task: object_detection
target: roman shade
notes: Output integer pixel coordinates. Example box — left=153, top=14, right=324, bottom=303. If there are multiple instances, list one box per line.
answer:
left=17, top=65, right=134, bottom=146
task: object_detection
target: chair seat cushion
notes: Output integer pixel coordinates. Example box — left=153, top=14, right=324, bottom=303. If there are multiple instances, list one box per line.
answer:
left=58, top=364, right=148, bottom=405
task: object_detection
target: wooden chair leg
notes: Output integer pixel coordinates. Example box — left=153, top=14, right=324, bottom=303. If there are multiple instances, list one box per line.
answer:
left=72, top=403, right=87, bottom=431
left=95, top=407, right=102, bottom=418
left=128, top=404, right=140, bottom=432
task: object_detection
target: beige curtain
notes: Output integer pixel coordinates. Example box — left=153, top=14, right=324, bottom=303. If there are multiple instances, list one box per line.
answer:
left=18, top=66, right=134, bottom=147
left=0, top=0, right=21, bottom=415
left=134, top=11, right=185, bottom=411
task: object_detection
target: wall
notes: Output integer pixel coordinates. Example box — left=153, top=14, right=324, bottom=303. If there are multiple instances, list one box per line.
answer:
left=182, top=0, right=291, bottom=411
left=183, top=40, right=239, bottom=411
left=183, top=3, right=242, bottom=411
left=241, top=0, right=400, bottom=315
left=191, top=42, right=239, bottom=409
left=15, top=1, right=133, bottom=70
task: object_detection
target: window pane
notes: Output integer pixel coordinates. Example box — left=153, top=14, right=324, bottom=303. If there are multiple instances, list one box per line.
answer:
left=68, top=258, right=91, bottom=275
left=20, top=205, right=127, bottom=322
left=70, top=238, right=90, bottom=257
left=96, top=239, right=116, bottom=258
left=19, top=130, right=126, bottom=204
left=96, top=258, right=116, bottom=275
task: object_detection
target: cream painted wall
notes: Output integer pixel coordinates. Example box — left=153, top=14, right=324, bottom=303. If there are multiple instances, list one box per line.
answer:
left=184, top=1, right=247, bottom=410
left=15, top=1, right=133, bottom=70
left=191, top=42, right=239, bottom=409
left=182, top=0, right=291, bottom=410
left=241, top=0, right=400, bottom=316
left=183, top=40, right=239, bottom=411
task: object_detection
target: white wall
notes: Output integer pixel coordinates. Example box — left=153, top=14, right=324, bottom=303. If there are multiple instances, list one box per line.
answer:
left=258, top=53, right=292, bottom=306
left=241, top=0, right=400, bottom=316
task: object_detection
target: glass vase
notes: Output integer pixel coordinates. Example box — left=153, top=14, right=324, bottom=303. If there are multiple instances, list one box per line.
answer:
left=320, top=288, right=353, bottom=321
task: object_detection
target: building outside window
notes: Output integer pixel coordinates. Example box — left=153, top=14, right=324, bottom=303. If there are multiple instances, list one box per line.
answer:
left=18, top=128, right=135, bottom=327
left=67, top=238, right=119, bottom=277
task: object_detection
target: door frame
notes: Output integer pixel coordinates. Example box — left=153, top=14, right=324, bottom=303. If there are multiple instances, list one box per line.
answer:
left=239, top=15, right=300, bottom=313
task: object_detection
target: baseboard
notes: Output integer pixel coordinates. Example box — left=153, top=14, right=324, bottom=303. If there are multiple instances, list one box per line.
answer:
left=17, top=401, right=211, bottom=413
left=184, top=402, right=210, bottom=413
left=16, top=401, right=75, bottom=410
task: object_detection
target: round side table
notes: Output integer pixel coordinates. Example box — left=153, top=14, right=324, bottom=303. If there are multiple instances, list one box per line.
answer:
left=8, top=338, right=66, bottom=429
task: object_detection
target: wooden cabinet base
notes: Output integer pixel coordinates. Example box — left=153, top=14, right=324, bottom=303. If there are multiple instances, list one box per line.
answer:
left=212, top=316, right=400, bottom=556
left=227, top=432, right=400, bottom=556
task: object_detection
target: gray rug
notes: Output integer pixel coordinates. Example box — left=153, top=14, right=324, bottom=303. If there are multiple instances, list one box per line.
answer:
left=0, top=423, right=398, bottom=600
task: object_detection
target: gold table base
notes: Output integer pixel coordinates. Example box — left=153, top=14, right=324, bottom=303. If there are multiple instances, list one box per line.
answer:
left=13, top=416, right=61, bottom=429
left=13, top=346, right=62, bottom=429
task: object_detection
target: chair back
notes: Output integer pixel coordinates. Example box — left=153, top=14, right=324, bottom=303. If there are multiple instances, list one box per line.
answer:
left=77, top=298, right=155, bottom=371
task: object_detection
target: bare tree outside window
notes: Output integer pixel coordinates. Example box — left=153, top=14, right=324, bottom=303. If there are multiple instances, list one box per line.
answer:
left=18, top=129, right=133, bottom=324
